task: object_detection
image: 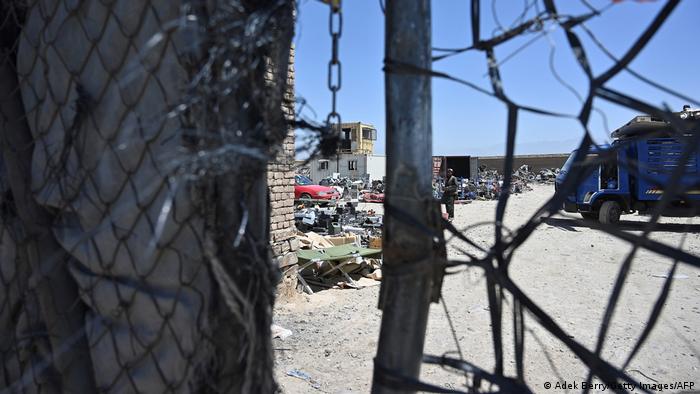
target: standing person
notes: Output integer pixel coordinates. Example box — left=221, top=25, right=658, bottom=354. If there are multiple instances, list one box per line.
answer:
left=443, top=168, right=458, bottom=222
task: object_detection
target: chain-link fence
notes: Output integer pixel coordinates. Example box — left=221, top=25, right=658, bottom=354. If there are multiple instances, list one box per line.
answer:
left=2, top=0, right=698, bottom=392
left=1, top=0, right=294, bottom=392
left=373, top=0, right=699, bottom=393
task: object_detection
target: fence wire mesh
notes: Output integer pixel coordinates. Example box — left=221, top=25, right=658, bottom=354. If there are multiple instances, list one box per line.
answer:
left=375, top=0, right=699, bottom=393
left=0, top=0, right=698, bottom=393
left=1, top=0, right=294, bottom=392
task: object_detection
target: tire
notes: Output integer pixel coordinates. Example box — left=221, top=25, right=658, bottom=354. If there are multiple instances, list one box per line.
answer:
left=599, top=200, right=621, bottom=224
left=580, top=212, right=597, bottom=220
left=300, top=193, right=312, bottom=201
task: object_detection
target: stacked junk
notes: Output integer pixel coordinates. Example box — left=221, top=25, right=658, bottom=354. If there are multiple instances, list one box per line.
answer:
left=319, top=175, right=385, bottom=202
left=293, top=201, right=383, bottom=294
left=289, top=165, right=560, bottom=294
left=434, top=164, right=559, bottom=201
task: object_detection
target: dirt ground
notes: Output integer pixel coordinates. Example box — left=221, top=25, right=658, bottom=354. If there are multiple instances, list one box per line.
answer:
left=273, top=184, right=700, bottom=393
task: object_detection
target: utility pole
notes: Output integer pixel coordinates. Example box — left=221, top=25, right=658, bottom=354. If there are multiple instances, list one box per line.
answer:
left=372, top=1, right=434, bottom=393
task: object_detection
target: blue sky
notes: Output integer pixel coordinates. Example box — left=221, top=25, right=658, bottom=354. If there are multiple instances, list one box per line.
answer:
left=294, top=0, right=698, bottom=157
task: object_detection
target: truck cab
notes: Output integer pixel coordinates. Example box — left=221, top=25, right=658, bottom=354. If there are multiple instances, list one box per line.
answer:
left=556, top=107, right=700, bottom=223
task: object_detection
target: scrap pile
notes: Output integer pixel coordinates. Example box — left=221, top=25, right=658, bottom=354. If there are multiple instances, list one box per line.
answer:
left=473, top=178, right=502, bottom=200
left=511, top=164, right=560, bottom=183
left=434, top=165, right=542, bottom=201
left=294, top=202, right=383, bottom=244
left=359, top=180, right=385, bottom=203
left=510, top=165, right=535, bottom=193
left=292, top=201, right=384, bottom=294
left=535, top=168, right=560, bottom=183
left=294, top=231, right=382, bottom=294
left=294, top=205, right=342, bottom=234
left=473, top=168, right=504, bottom=200
left=319, top=176, right=366, bottom=199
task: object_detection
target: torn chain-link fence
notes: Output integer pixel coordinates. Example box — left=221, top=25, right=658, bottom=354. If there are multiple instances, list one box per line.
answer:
left=374, top=0, right=699, bottom=393
left=1, top=0, right=295, bottom=392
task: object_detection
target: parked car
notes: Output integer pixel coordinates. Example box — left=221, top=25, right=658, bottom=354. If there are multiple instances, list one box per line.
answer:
left=294, top=175, right=341, bottom=201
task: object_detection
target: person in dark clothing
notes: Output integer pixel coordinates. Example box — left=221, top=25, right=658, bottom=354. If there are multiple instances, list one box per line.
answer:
left=443, top=168, right=458, bottom=221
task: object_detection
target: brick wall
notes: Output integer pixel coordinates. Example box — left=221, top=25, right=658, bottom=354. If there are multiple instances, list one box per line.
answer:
left=267, top=46, right=298, bottom=269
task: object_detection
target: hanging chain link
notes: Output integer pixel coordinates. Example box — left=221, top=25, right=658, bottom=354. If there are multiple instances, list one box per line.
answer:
left=326, top=0, right=342, bottom=128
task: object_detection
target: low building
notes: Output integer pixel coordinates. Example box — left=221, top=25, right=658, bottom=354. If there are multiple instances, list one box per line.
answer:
left=296, top=121, right=385, bottom=183
left=432, top=153, right=570, bottom=180
left=298, top=153, right=569, bottom=185
left=339, top=122, right=378, bottom=154
left=304, top=154, right=386, bottom=183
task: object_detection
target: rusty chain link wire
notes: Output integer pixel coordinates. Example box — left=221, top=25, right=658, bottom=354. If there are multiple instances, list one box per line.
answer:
left=0, top=0, right=697, bottom=392
left=374, top=0, right=700, bottom=393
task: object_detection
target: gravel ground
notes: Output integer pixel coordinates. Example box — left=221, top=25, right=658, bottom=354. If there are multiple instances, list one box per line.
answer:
left=273, top=184, right=700, bottom=393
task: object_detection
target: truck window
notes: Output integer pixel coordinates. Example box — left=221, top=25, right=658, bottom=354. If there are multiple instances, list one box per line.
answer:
left=562, top=152, right=598, bottom=173
left=600, top=153, right=619, bottom=190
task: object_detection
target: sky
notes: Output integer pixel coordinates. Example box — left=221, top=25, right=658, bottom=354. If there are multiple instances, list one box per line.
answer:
left=293, top=0, right=699, bottom=157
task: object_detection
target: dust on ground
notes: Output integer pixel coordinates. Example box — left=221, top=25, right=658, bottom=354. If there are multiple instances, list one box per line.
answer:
left=273, top=184, right=700, bottom=393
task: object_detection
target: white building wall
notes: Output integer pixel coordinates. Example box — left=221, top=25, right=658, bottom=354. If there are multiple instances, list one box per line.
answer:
left=305, top=154, right=388, bottom=183
left=340, top=153, right=366, bottom=181
left=366, top=155, right=386, bottom=182
left=308, top=159, right=334, bottom=182
left=307, top=154, right=369, bottom=183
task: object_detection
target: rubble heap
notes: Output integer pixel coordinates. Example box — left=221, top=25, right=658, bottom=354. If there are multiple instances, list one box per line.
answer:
left=432, top=163, right=565, bottom=201
left=294, top=202, right=382, bottom=248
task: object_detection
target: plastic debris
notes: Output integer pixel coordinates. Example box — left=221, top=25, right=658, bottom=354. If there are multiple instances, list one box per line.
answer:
left=271, top=324, right=293, bottom=340
left=651, top=273, right=689, bottom=279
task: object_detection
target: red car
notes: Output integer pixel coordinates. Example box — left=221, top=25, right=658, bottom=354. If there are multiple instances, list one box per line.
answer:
left=294, top=175, right=340, bottom=201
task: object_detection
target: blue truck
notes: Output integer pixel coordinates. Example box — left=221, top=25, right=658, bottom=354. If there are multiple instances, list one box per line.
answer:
left=556, top=107, right=700, bottom=224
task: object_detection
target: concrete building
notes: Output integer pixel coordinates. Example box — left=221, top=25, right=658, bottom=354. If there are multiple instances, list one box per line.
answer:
left=296, top=121, right=385, bottom=183
left=303, top=154, right=386, bottom=183
left=301, top=152, right=568, bottom=185
left=339, top=122, right=378, bottom=154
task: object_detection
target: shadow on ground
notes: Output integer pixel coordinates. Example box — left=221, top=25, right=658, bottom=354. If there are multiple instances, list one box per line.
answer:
left=543, top=217, right=700, bottom=234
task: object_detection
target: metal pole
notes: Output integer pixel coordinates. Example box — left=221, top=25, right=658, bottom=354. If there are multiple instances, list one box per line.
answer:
left=372, top=1, right=433, bottom=393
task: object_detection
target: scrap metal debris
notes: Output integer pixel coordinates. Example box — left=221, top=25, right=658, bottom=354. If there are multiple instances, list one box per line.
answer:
left=286, top=369, right=321, bottom=390
left=289, top=163, right=565, bottom=295
left=294, top=231, right=383, bottom=294
left=432, top=164, right=560, bottom=201
left=359, top=180, right=385, bottom=202
left=294, top=202, right=382, bottom=243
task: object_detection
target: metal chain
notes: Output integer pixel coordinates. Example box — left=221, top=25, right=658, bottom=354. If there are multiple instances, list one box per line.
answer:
left=326, top=0, right=342, bottom=128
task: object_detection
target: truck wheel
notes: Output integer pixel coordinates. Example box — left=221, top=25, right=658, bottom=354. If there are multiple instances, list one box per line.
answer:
left=599, top=201, right=621, bottom=224
left=580, top=212, right=597, bottom=220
